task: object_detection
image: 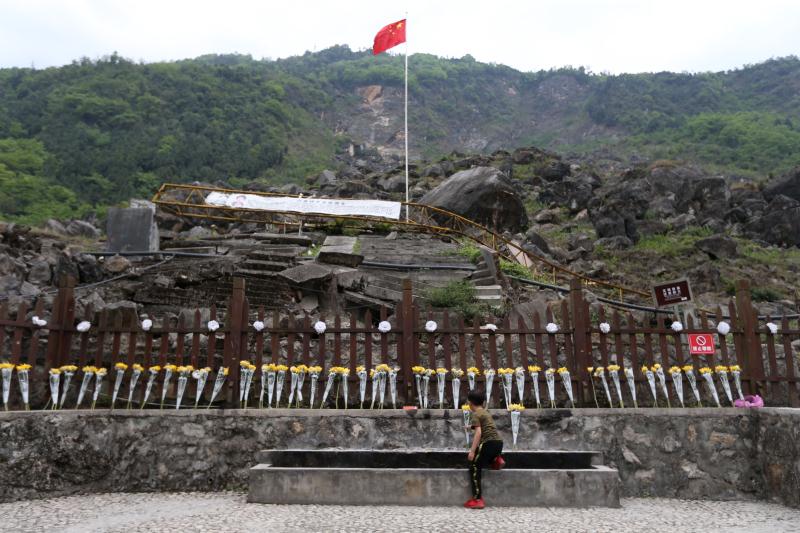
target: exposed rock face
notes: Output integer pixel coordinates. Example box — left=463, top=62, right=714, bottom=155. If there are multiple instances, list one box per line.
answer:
left=695, top=234, right=738, bottom=259
left=420, top=166, right=527, bottom=232
left=64, top=220, right=100, bottom=238
left=745, top=195, right=800, bottom=247
left=763, top=166, right=800, bottom=202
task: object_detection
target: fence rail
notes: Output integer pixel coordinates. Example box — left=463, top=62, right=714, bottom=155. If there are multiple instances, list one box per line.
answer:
left=1, top=276, right=798, bottom=410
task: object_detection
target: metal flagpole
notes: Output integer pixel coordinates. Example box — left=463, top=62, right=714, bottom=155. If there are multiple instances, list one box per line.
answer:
left=404, top=20, right=409, bottom=221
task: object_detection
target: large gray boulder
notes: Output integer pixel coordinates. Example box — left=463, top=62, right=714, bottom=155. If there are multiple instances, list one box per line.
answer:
left=744, top=195, right=800, bottom=247
left=419, top=166, right=527, bottom=232
left=764, top=166, right=800, bottom=202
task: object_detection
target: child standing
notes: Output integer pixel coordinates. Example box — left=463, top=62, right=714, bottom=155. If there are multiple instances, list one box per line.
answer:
left=464, top=389, right=505, bottom=509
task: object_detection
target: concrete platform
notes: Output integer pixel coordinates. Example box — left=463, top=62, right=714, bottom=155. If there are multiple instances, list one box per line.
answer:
left=248, top=449, right=620, bottom=507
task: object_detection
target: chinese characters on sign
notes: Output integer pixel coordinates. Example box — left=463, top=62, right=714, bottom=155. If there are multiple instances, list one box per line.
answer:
left=204, top=192, right=403, bottom=220
left=688, top=333, right=716, bottom=355
left=652, top=279, right=693, bottom=307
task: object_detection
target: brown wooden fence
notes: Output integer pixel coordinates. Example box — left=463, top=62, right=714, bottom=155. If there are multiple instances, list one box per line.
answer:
left=1, top=276, right=798, bottom=409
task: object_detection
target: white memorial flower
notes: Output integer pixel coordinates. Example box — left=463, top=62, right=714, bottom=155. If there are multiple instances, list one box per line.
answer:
left=545, top=322, right=559, bottom=334
left=314, top=321, right=327, bottom=335
left=141, top=319, right=153, bottom=331
left=252, top=320, right=265, bottom=332
left=483, top=323, right=498, bottom=332
left=424, top=320, right=437, bottom=333
left=599, top=322, right=611, bottom=334
left=32, top=316, right=47, bottom=327
left=670, top=321, right=683, bottom=333
left=716, top=321, right=731, bottom=336
left=76, top=321, right=91, bottom=332
left=378, top=321, right=392, bottom=333
left=766, top=322, right=778, bottom=335
left=207, top=320, right=220, bottom=332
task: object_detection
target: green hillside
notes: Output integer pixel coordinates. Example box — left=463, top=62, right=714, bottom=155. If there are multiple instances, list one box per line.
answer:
left=1, top=48, right=799, bottom=223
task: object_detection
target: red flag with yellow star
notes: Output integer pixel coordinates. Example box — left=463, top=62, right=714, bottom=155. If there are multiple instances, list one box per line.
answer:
left=372, top=19, right=406, bottom=55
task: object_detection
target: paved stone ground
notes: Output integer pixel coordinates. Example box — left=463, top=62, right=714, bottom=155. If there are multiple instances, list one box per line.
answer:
left=1, top=492, right=798, bottom=533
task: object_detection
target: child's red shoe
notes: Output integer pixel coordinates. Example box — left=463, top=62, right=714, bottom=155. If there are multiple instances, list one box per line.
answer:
left=490, top=455, right=506, bottom=470
left=464, top=498, right=485, bottom=509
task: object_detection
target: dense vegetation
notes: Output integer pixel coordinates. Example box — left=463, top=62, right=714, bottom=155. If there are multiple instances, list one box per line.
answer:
left=1, top=48, right=799, bottom=223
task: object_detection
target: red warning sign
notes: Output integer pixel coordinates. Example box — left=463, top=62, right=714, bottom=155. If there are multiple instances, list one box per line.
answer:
left=688, top=333, right=715, bottom=355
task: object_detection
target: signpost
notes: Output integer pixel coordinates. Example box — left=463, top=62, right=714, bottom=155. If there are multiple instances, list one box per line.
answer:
left=652, top=278, right=693, bottom=307
left=688, top=333, right=716, bottom=356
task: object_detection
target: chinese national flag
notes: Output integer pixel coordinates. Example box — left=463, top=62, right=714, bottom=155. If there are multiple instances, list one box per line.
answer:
left=372, top=19, right=406, bottom=55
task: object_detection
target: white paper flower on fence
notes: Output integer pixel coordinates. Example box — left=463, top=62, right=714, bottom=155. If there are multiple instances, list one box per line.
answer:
left=599, top=322, right=611, bottom=334
left=31, top=316, right=47, bottom=327
left=483, top=323, right=498, bottom=332
left=766, top=322, right=778, bottom=335
left=716, top=321, right=731, bottom=336
left=76, top=321, right=91, bottom=332
left=425, top=320, right=437, bottom=333
left=141, top=319, right=153, bottom=331
left=545, top=322, right=559, bottom=334
left=252, top=320, right=265, bottom=332
left=378, top=321, right=392, bottom=334
left=207, top=320, right=220, bottom=332
left=313, top=321, right=327, bottom=335
left=670, top=321, right=683, bottom=333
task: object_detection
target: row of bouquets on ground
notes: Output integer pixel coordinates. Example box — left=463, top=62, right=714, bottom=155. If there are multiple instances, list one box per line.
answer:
left=1, top=361, right=759, bottom=411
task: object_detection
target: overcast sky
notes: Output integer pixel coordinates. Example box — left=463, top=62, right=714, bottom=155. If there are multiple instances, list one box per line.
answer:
left=1, top=0, right=798, bottom=73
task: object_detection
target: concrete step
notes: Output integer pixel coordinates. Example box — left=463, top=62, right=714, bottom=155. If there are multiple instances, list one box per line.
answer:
left=471, top=276, right=498, bottom=287
left=343, top=290, right=394, bottom=311
left=242, top=259, right=291, bottom=272
left=235, top=268, right=284, bottom=279
left=474, top=285, right=503, bottom=295
left=252, top=233, right=313, bottom=246
left=363, top=284, right=402, bottom=302
left=248, top=250, right=298, bottom=262
left=248, top=449, right=619, bottom=507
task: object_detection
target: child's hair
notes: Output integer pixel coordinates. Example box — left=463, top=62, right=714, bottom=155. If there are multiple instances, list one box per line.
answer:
left=467, top=389, right=485, bottom=406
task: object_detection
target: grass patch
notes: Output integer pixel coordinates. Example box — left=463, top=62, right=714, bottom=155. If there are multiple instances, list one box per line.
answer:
left=634, top=226, right=714, bottom=257
left=444, top=240, right=482, bottom=263
left=424, top=280, right=491, bottom=319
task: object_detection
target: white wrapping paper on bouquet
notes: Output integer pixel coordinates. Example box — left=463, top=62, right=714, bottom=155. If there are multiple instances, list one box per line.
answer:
left=60, top=367, right=77, bottom=409
left=451, top=376, right=462, bottom=410
left=596, top=368, right=612, bottom=406
left=501, top=372, right=513, bottom=407
left=654, top=365, right=671, bottom=407
left=608, top=366, right=624, bottom=408
left=510, top=410, right=522, bottom=447
left=683, top=367, right=702, bottom=406
left=436, top=370, right=447, bottom=408
left=545, top=370, right=556, bottom=408
left=160, top=366, right=175, bottom=409
left=309, top=370, right=320, bottom=409
left=1, top=365, right=12, bottom=410
left=414, top=373, right=423, bottom=408
left=559, top=369, right=574, bottom=407
left=467, top=370, right=477, bottom=391
left=624, top=367, right=637, bottom=408
left=357, top=368, right=368, bottom=408
left=643, top=367, right=658, bottom=406
left=730, top=366, right=744, bottom=401
left=127, top=366, right=142, bottom=409
left=670, top=368, right=684, bottom=407
left=265, top=369, right=276, bottom=408
left=17, top=366, right=31, bottom=409
left=274, top=369, right=286, bottom=408
left=111, top=367, right=126, bottom=408
left=176, top=372, right=189, bottom=410
left=515, top=368, right=525, bottom=405
left=320, top=371, right=336, bottom=408
left=76, top=369, right=94, bottom=409
left=370, top=370, right=379, bottom=409
left=717, top=368, right=734, bottom=405
left=421, top=373, right=431, bottom=409
left=92, top=369, right=107, bottom=409
left=462, top=408, right=471, bottom=446
left=48, top=369, right=60, bottom=409
left=389, top=368, right=398, bottom=408
left=701, top=370, right=721, bottom=407
left=207, top=367, right=227, bottom=407
left=142, top=367, right=159, bottom=408
left=484, top=370, right=495, bottom=408
left=529, top=368, right=542, bottom=408
left=295, top=368, right=306, bottom=408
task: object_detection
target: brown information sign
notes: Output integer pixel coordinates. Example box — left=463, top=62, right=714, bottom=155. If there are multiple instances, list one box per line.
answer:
left=652, top=278, right=692, bottom=307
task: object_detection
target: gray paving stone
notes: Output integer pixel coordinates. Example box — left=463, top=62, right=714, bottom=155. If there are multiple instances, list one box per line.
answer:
left=0, top=492, right=799, bottom=533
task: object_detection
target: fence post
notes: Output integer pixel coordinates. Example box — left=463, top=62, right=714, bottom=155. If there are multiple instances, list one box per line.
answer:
left=224, top=277, right=246, bottom=407
left=735, top=279, right=765, bottom=394
left=569, top=279, right=589, bottom=405
left=45, top=275, right=75, bottom=370
left=401, top=278, right=414, bottom=404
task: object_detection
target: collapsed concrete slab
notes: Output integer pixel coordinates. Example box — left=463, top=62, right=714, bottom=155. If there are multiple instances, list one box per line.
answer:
left=106, top=206, right=159, bottom=252
left=317, top=236, right=364, bottom=267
